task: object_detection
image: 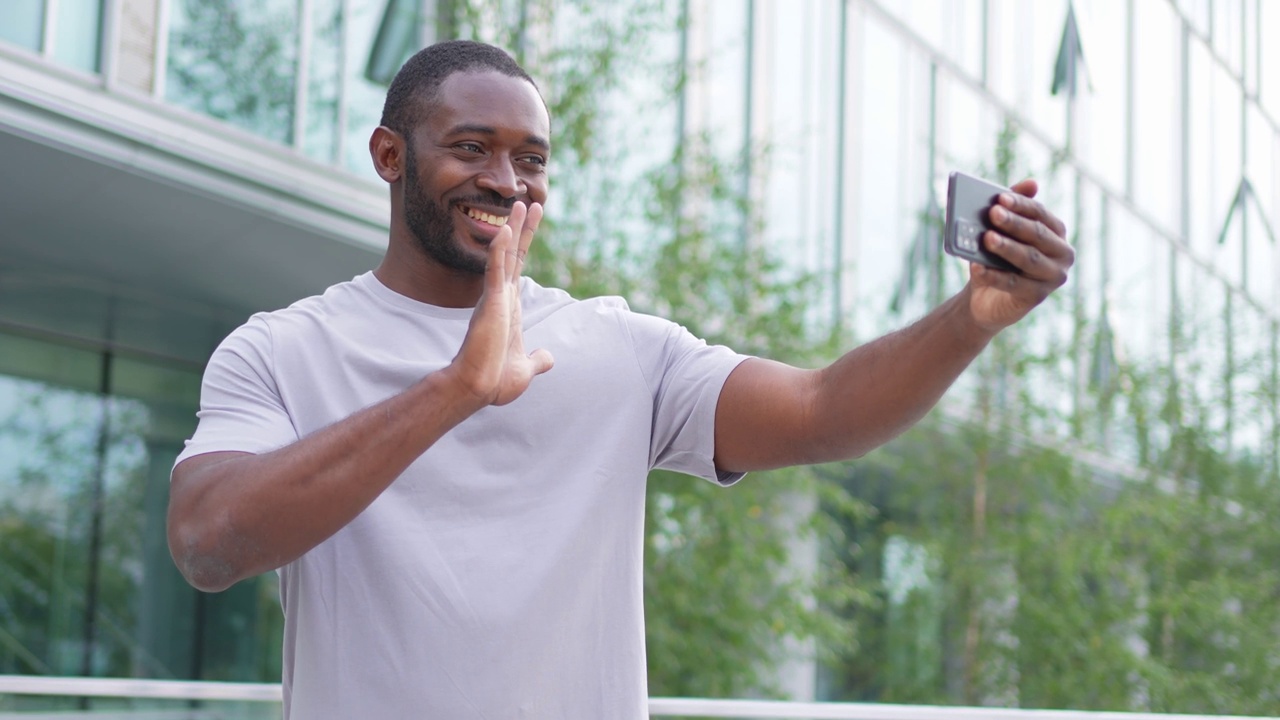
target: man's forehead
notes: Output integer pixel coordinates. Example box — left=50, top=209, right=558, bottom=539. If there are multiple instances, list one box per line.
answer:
left=426, top=70, right=549, bottom=137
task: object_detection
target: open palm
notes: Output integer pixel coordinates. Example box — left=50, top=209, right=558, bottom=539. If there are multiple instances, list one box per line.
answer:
left=452, top=202, right=555, bottom=407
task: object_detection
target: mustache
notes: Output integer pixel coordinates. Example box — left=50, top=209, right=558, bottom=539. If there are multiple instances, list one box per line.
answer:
left=451, top=192, right=515, bottom=210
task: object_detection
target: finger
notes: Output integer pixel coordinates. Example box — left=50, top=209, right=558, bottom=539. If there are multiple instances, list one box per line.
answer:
left=988, top=204, right=1071, bottom=260
left=486, top=223, right=513, bottom=296
left=518, top=203, right=542, bottom=265
left=996, top=190, right=1067, bottom=238
left=503, top=202, right=528, bottom=283
left=983, top=230, right=1070, bottom=288
left=1009, top=177, right=1038, bottom=199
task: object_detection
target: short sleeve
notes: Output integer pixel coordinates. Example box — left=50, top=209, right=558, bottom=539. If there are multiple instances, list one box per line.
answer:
left=174, top=315, right=300, bottom=467
left=623, top=311, right=751, bottom=486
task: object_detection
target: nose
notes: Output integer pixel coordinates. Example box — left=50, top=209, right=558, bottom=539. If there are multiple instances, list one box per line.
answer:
left=475, top=154, right=525, bottom=199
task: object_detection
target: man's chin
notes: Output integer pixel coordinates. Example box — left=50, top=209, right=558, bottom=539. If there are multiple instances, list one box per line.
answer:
left=455, top=234, right=493, bottom=274
left=413, top=236, right=487, bottom=276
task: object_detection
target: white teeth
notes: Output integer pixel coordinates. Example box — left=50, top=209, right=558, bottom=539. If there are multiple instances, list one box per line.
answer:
left=467, top=208, right=508, bottom=227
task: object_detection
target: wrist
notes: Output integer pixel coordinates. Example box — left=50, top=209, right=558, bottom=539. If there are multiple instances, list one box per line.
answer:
left=952, top=286, right=1002, bottom=346
left=422, top=363, right=491, bottom=421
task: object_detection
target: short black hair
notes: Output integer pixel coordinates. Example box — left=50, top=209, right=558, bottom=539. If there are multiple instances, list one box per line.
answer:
left=379, top=40, right=539, bottom=138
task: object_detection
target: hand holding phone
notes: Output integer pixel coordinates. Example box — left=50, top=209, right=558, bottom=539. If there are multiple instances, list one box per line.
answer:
left=944, top=171, right=1020, bottom=274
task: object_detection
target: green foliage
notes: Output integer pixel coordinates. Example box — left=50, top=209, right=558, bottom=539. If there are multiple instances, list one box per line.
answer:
left=0, top=389, right=154, bottom=677
left=822, top=118, right=1280, bottom=713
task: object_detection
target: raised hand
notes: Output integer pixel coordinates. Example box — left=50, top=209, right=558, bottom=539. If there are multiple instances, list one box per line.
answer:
left=966, top=178, right=1074, bottom=331
left=448, top=201, right=555, bottom=407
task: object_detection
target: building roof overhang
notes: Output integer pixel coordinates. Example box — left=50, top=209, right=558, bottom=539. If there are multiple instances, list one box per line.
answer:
left=0, top=48, right=390, bottom=328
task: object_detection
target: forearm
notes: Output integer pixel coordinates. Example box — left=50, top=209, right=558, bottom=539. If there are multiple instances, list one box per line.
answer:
left=715, top=288, right=999, bottom=472
left=717, top=183, right=1071, bottom=473
left=169, top=368, right=482, bottom=591
left=809, top=288, right=995, bottom=460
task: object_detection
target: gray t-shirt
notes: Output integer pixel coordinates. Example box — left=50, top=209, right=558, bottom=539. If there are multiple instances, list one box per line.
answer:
left=176, top=272, right=748, bottom=719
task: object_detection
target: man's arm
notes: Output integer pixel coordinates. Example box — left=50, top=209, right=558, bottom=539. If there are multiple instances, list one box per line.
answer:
left=168, top=203, right=552, bottom=592
left=713, top=179, right=1073, bottom=473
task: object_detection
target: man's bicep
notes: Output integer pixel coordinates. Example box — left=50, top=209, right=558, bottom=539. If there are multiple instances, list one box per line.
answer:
left=172, top=451, right=254, bottom=486
left=169, top=451, right=255, bottom=517
left=712, top=357, right=821, bottom=474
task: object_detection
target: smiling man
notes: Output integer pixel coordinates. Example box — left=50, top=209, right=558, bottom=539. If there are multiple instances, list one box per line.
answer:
left=167, top=40, right=1073, bottom=718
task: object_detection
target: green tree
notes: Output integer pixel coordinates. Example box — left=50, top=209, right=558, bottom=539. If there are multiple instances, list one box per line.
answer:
left=823, top=119, right=1280, bottom=713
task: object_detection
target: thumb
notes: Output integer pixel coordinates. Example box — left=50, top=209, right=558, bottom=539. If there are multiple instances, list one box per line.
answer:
left=528, top=348, right=555, bottom=376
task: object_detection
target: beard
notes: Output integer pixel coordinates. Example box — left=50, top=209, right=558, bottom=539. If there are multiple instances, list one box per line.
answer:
left=402, top=145, right=510, bottom=276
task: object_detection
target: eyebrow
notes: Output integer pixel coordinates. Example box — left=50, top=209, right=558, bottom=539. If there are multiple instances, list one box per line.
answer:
left=445, top=123, right=550, bottom=151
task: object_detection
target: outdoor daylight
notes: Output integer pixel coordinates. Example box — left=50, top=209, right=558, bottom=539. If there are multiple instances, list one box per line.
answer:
left=1, top=1, right=1278, bottom=718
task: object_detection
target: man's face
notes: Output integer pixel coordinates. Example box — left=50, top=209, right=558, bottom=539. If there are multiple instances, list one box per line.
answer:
left=400, top=70, right=550, bottom=274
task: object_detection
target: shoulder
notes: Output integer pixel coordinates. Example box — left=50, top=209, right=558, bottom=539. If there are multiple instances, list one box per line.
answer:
left=242, top=273, right=377, bottom=338
left=270, top=274, right=370, bottom=321
left=519, top=278, right=631, bottom=325
left=212, top=275, right=370, bottom=362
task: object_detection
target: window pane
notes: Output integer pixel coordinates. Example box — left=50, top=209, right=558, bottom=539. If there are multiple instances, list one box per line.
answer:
left=877, top=0, right=982, bottom=79
left=0, top=373, right=101, bottom=675
left=165, top=0, right=299, bottom=145
left=1244, top=103, right=1276, bottom=268
left=342, top=0, right=392, bottom=178
left=1180, top=264, right=1230, bottom=450
left=1261, top=0, right=1280, bottom=120
left=1212, top=0, right=1242, bottom=76
left=0, top=0, right=43, bottom=53
left=0, top=332, right=283, bottom=683
left=1110, top=208, right=1170, bottom=369
left=1244, top=200, right=1275, bottom=299
left=760, top=0, right=841, bottom=284
left=304, top=0, right=344, bottom=164
left=1176, top=0, right=1210, bottom=36
left=939, top=74, right=998, bottom=178
left=1073, top=0, right=1127, bottom=190
left=1232, top=302, right=1271, bottom=457
left=1188, top=37, right=1244, bottom=261
left=53, top=0, right=103, bottom=73
left=1243, top=0, right=1260, bottom=95
left=1131, top=0, right=1181, bottom=233
left=986, top=0, right=1068, bottom=148
left=852, top=14, right=909, bottom=339
left=700, top=0, right=747, bottom=160
left=1210, top=63, right=1243, bottom=280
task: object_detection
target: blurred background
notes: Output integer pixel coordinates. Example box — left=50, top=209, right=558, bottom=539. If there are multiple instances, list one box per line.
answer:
left=0, top=0, right=1277, bottom=715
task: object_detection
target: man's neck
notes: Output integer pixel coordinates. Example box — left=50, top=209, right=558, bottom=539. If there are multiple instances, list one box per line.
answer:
left=373, top=244, right=485, bottom=309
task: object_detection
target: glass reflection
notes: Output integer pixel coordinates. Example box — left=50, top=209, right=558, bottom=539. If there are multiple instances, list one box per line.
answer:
left=53, top=0, right=103, bottom=73
left=165, top=0, right=299, bottom=144
left=304, top=0, right=344, bottom=164
left=342, top=0, right=393, bottom=178
left=0, top=330, right=281, bottom=684
left=0, top=0, right=44, bottom=53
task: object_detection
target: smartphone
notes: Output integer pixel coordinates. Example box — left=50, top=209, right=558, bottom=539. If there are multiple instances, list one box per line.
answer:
left=944, top=171, right=1019, bottom=273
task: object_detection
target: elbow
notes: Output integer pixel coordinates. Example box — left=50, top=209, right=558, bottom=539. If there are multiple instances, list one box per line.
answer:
left=167, top=514, right=243, bottom=593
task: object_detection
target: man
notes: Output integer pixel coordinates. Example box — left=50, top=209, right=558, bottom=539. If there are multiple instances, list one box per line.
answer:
left=168, top=40, right=1071, bottom=718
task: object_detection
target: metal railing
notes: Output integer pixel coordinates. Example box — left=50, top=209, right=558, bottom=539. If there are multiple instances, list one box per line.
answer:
left=1, top=676, right=1277, bottom=720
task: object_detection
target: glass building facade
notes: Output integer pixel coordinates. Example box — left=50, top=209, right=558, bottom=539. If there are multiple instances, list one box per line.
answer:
left=1, top=0, right=1277, bottom=710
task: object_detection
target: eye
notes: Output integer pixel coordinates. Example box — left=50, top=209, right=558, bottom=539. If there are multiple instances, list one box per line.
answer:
left=519, top=155, right=548, bottom=168
left=455, top=142, right=484, bottom=154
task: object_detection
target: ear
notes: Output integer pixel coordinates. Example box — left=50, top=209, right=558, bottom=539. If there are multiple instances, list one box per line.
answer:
left=369, top=126, right=405, bottom=183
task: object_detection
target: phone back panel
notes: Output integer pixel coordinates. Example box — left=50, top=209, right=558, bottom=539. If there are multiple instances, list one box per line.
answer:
left=944, top=171, right=1019, bottom=273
